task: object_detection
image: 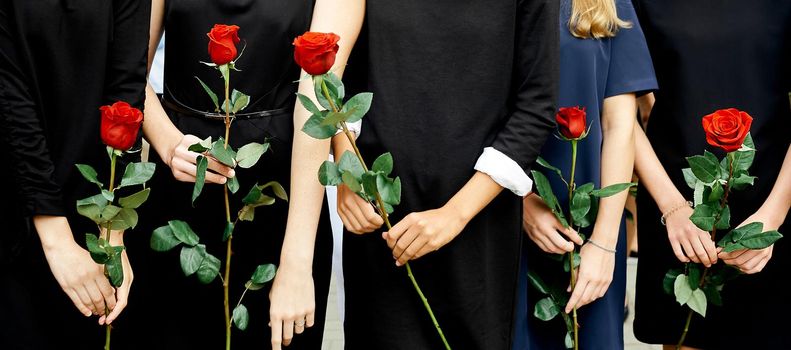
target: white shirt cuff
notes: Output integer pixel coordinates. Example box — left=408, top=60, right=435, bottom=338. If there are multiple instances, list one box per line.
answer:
left=474, top=147, right=533, bottom=196
left=335, top=119, right=362, bottom=138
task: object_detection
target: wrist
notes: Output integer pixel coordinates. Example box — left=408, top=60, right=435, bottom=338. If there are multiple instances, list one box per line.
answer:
left=656, top=190, right=688, bottom=214
left=279, top=253, right=313, bottom=275
left=33, top=215, right=77, bottom=250
left=443, top=198, right=474, bottom=225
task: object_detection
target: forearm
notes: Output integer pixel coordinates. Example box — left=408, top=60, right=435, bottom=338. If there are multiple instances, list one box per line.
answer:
left=633, top=123, right=686, bottom=212
left=592, top=95, right=636, bottom=247
left=142, top=84, right=182, bottom=162
left=757, top=145, right=791, bottom=226
left=444, top=172, right=504, bottom=224
left=33, top=215, right=76, bottom=250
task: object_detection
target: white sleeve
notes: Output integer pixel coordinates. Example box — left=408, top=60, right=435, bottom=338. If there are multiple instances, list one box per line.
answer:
left=474, top=147, right=533, bottom=196
left=336, top=119, right=362, bottom=138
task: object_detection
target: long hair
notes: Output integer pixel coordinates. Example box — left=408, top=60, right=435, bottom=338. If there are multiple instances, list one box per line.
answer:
left=569, top=0, right=632, bottom=39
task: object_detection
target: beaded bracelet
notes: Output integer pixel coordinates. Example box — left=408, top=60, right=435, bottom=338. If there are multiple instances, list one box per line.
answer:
left=587, top=239, right=617, bottom=254
left=660, top=200, right=694, bottom=226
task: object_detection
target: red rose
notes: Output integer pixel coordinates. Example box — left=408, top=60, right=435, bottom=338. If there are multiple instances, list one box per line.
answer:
left=293, top=32, right=340, bottom=75
left=556, top=106, right=587, bottom=139
left=701, top=108, right=753, bottom=153
left=207, top=24, right=241, bottom=65
left=100, top=101, right=143, bottom=151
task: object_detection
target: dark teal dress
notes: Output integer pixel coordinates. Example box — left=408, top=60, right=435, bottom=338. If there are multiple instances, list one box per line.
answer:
left=514, top=0, right=656, bottom=349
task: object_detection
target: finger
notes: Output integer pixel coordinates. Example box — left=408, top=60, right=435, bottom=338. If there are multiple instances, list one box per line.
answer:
left=546, top=229, right=575, bottom=253
left=360, top=199, right=385, bottom=228
left=95, top=278, right=116, bottom=312
left=744, top=254, right=771, bottom=274
left=205, top=157, right=235, bottom=178
left=173, top=157, right=227, bottom=184
left=690, top=236, right=713, bottom=266
left=560, top=226, right=584, bottom=246
left=413, top=239, right=443, bottom=260
left=306, top=311, right=316, bottom=328
left=386, top=216, right=413, bottom=248
left=346, top=196, right=377, bottom=232
left=396, top=234, right=429, bottom=266
left=739, top=253, right=765, bottom=273
left=719, top=249, right=747, bottom=261
left=294, top=317, right=306, bottom=335
left=679, top=240, right=700, bottom=263
left=566, top=281, right=590, bottom=313
left=172, top=169, right=197, bottom=183
left=271, top=319, right=283, bottom=350
left=282, top=320, right=294, bottom=347
left=339, top=205, right=364, bottom=234
left=528, top=232, right=552, bottom=253
left=577, top=281, right=600, bottom=309
left=392, top=225, right=420, bottom=258
left=83, top=285, right=105, bottom=316
left=105, top=285, right=129, bottom=324
left=66, top=289, right=93, bottom=316
left=669, top=240, right=690, bottom=263
left=537, top=234, right=566, bottom=254
left=729, top=250, right=757, bottom=266
left=698, top=232, right=718, bottom=264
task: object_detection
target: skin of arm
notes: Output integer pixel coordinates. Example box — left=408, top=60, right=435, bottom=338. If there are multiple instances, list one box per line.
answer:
left=269, top=0, right=365, bottom=348
left=565, top=93, right=636, bottom=312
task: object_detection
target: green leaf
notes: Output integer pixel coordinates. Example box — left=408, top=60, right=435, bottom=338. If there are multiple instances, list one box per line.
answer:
left=75, top=164, right=103, bottom=188
left=101, top=205, right=122, bottom=223
left=536, top=157, right=565, bottom=184
left=223, top=222, right=235, bottom=241
left=302, top=112, right=337, bottom=139
left=565, top=332, right=574, bottom=349
left=674, top=274, right=693, bottom=305
left=321, top=111, right=350, bottom=127
left=682, top=168, right=698, bottom=190
left=169, top=220, right=200, bottom=246
left=688, top=264, right=702, bottom=290
left=313, top=75, right=343, bottom=111
left=76, top=194, right=109, bottom=223
left=719, top=242, right=746, bottom=253
left=188, top=137, right=213, bottom=153
left=721, top=222, right=762, bottom=244
left=533, top=297, right=559, bottom=321
left=570, top=190, right=591, bottom=227
left=236, top=142, right=269, bottom=169
left=739, top=230, right=783, bottom=250
left=730, top=173, right=756, bottom=191
left=687, top=289, right=707, bottom=317
left=732, top=133, right=756, bottom=172
left=361, top=172, right=378, bottom=198
left=227, top=176, right=240, bottom=194
left=193, top=155, right=208, bottom=204
left=382, top=202, right=394, bottom=215
left=663, top=268, right=683, bottom=295
left=195, top=76, right=219, bottom=110
left=378, top=175, right=402, bottom=206
left=297, top=93, right=321, bottom=115
left=562, top=253, right=581, bottom=273
left=689, top=203, right=718, bottom=232
left=591, top=182, right=635, bottom=198
left=262, top=181, right=287, bottom=201
left=238, top=206, right=256, bottom=222
left=708, top=182, right=724, bottom=204
left=101, top=190, right=114, bottom=202
left=341, top=172, right=362, bottom=193
left=210, top=139, right=237, bottom=167
left=527, top=270, right=550, bottom=295
left=196, top=253, right=221, bottom=284
left=85, top=234, right=109, bottom=264
left=686, top=153, right=720, bottom=183
left=531, top=170, right=568, bottom=227
left=715, top=205, right=730, bottom=230
left=118, top=162, right=156, bottom=189
left=372, top=153, right=394, bottom=175
left=106, top=250, right=125, bottom=287
left=693, top=181, right=705, bottom=206
left=702, top=285, right=722, bottom=306
left=251, top=264, right=277, bottom=284
left=319, top=161, right=342, bottom=186
left=180, top=244, right=206, bottom=276
left=150, top=225, right=181, bottom=252
left=231, top=91, right=250, bottom=114
left=232, top=304, right=249, bottom=331
left=338, top=151, right=365, bottom=178
left=219, top=64, right=230, bottom=85
left=109, top=208, right=138, bottom=230
left=341, top=92, right=373, bottom=123
left=119, top=188, right=151, bottom=209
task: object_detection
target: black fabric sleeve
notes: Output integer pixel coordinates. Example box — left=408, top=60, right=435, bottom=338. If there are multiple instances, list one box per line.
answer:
left=104, top=0, right=150, bottom=111
left=491, top=0, right=559, bottom=172
left=0, top=4, right=65, bottom=216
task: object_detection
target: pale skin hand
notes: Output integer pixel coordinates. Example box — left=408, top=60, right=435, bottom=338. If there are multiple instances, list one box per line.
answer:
left=522, top=193, right=583, bottom=254
left=34, top=215, right=116, bottom=318
left=719, top=146, right=791, bottom=274
left=100, top=229, right=133, bottom=326
left=566, top=93, right=636, bottom=312
left=633, top=113, right=718, bottom=266
left=334, top=134, right=384, bottom=234
left=142, top=0, right=234, bottom=186
left=268, top=0, right=365, bottom=348
left=384, top=172, right=504, bottom=266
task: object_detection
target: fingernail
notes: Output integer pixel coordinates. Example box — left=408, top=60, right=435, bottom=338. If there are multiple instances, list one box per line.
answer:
left=392, top=256, right=397, bottom=260
left=229, top=170, right=236, bottom=177
left=395, top=261, right=402, bottom=267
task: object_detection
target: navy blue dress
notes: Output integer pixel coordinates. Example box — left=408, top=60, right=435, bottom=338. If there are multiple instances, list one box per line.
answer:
left=514, top=0, right=656, bottom=349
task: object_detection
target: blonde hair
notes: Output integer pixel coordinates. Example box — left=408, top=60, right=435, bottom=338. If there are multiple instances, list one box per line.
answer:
left=569, top=0, right=632, bottom=39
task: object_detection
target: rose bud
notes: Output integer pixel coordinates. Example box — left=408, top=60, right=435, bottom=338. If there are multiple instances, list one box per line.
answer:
left=556, top=106, right=587, bottom=139
left=100, top=101, right=144, bottom=151
left=293, top=32, right=340, bottom=75
left=207, top=24, right=241, bottom=66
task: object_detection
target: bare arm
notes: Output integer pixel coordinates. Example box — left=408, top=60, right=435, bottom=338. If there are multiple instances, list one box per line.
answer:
left=269, top=0, right=365, bottom=348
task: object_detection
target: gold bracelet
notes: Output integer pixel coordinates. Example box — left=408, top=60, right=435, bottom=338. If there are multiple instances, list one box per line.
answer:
left=587, top=239, right=616, bottom=254
left=660, top=200, right=693, bottom=226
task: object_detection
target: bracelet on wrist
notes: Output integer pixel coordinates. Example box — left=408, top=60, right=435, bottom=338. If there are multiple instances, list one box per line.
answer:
left=586, top=239, right=616, bottom=254
left=660, top=200, right=694, bottom=226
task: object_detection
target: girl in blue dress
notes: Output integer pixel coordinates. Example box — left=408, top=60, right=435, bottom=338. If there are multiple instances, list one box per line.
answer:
left=514, top=0, right=657, bottom=349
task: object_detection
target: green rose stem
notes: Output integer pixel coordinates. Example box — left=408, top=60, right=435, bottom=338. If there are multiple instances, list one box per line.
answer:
left=567, top=139, right=579, bottom=350
left=104, top=151, right=118, bottom=350
left=320, top=79, right=451, bottom=350
left=221, top=65, right=233, bottom=350
left=676, top=153, right=735, bottom=350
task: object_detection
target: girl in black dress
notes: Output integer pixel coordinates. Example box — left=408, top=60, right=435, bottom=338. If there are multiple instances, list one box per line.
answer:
left=120, top=0, right=363, bottom=349
left=0, top=1, right=149, bottom=349
left=334, top=1, right=559, bottom=348
left=631, top=1, right=791, bottom=349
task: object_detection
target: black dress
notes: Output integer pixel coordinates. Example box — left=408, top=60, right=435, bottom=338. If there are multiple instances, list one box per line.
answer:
left=342, top=1, right=559, bottom=349
left=0, top=1, right=150, bottom=349
left=117, top=1, right=333, bottom=349
left=632, top=1, right=791, bottom=348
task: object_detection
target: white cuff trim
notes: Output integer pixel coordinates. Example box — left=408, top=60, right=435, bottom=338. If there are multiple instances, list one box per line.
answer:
left=335, top=120, right=362, bottom=138
left=474, top=147, right=533, bottom=196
